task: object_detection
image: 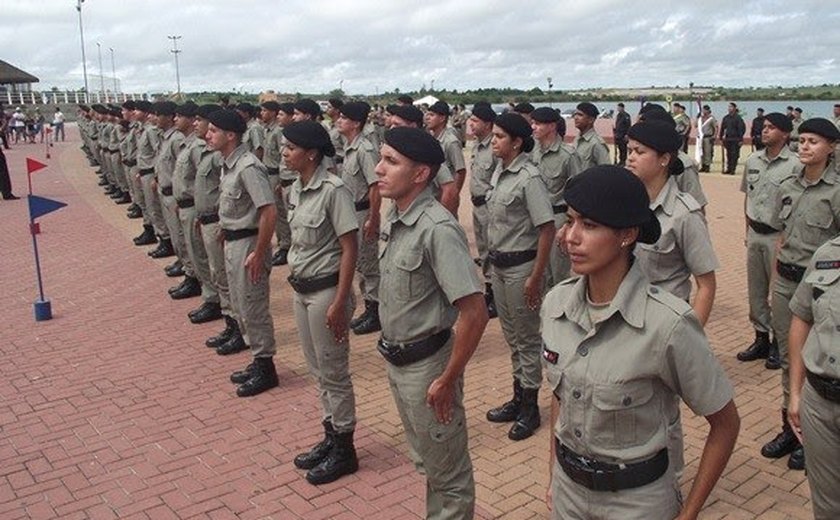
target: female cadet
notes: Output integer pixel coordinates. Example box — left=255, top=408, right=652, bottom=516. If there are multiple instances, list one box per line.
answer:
left=485, top=113, right=555, bottom=441
left=281, top=121, right=360, bottom=485
left=762, top=118, right=840, bottom=472
left=543, top=165, right=740, bottom=520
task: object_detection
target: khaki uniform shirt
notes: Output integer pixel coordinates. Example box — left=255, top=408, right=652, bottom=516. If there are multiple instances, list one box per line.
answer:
left=378, top=188, right=482, bottom=343
left=777, top=162, right=840, bottom=268
left=573, top=128, right=610, bottom=169
left=137, top=123, right=162, bottom=170
left=469, top=134, right=497, bottom=198
left=262, top=122, right=283, bottom=169
left=341, top=134, right=379, bottom=204
left=288, top=163, right=358, bottom=279
left=531, top=136, right=582, bottom=207
left=108, top=122, right=121, bottom=151
left=436, top=127, right=466, bottom=176
left=242, top=119, right=265, bottom=154
left=790, top=116, right=804, bottom=143
left=486, top=153, right=554, bottom=252
left=676, top=152, right=708, bottom=207
left=173, top=134, right=200, bottom=201
left=673, top=112, right=691, bottom=137
left=740, top=147, right=799, bottom=228
left=219, top=144, right=274, bottom=230
left=121, top=122, right=139, bottom=162
left=541, top=263, right=734, bottom=464
left=194, top=148, right=223, bottom=217
left=154, top=127, right=185, bottom=188
left=790, top=236, right=840, bottom=379
left=99, top=123, right=112, bottom=153
left=699, top=116, right=717, bottom=138
left=635, top=177, right=719, bottom=301
left=329, top=126, right=346, bottom=164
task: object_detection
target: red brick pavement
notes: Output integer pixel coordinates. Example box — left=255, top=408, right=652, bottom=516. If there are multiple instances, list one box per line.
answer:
left=0, top=129, right=812, bottom=519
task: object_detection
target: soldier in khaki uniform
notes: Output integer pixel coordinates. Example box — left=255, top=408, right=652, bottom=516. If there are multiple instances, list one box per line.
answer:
left=236, top=103, right=265, bottom=160
left=763, top=118, right=840, bottom=471
left=736, top=113, right=798, bottom=366
left=543, top=165, right=739, bottom=519
left=281, top=121, right=360, bottom=486
left=788, top=236, right=840, bottom=520
left=120, top=101, right=144, bottom=221
left=260, top=101, right=292, bottom=266
left=375, top=127, right=489, bottom=520
left=698, top=105, right=718, bottom=172
left=573, top=102, right=610, bottom=169
left=425, top=101, right=467, bottom=216
left=530, top=106, right=582, bottom=287
left=205, top=109, right=279, bottom=398
left=789, top=107, right=804, bottom=152
left=485, top=113, right=555, bottom=441
left=136, top=102, right=173, bottom=258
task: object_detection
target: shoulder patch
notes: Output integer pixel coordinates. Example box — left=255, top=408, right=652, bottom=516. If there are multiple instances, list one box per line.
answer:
left=675, top=191, right=701, bottom=212
left=815, top=260, right=840, bottom=270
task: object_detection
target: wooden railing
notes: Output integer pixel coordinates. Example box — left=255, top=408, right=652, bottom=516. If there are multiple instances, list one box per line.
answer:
left=2, top=91, right=150, bottom=106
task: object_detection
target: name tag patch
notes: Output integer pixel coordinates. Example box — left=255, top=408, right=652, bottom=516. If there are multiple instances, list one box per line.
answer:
left=815, top=260, right=840, bottom=270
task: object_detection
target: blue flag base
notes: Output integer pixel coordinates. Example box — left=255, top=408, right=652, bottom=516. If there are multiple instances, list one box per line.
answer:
left=34, top=299, right=52, bottom=321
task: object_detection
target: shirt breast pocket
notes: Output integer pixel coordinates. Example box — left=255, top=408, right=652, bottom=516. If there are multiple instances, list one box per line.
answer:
left=590, top=381, right=658, bottom=448
left=488, top=191, right=517, bottom=225
left=806, top=268, right=840, bottom=324
left=803, top=200, right=835, bottom=245
left=393, top=250, right=428, bottom=301
left=220, top=187, right=243, bottom=218
left=640, top=231, right=679, bottom=276
left=292, top=212, right=326, bottom=248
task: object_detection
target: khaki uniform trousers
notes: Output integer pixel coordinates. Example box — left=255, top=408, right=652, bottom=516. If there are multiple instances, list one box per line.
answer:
left=267, top=175, right=292, bottom=250
left=179, top=206, right=218, bottom=304
left=386, top=341, right=475, bottom=520
left=101, top=149, right=116, bottom=185
left=355, top=209, right=380, bottom=302
left=801, top=381, right=840, bottom=520
left=199, top=221, right=234, bottom=319
left=491, top=260, right=545, bottom=389
left=746, top=228, right=779, bottom=334
left=127, top=166, right=149, bottom=225
left=113, top=157, right=129, bottom=192
left=160, top=192, right=194, bottom=276
left=471, top=203, right=491, bottom=280
left=771, top=275, right=799, bottom=408
left=224, top=235, right=275, bottom=358
left=293, top=286, right=356, bottom=432
left=550, top=456, right=682, bottom=519
left=548, top=213, right=572, bottom=288
left=140, top=174, right=168, bottom=237
left=701, top=136, right=715, bottom=168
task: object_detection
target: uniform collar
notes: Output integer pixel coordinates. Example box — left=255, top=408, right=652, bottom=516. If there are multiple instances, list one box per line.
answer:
left=760, top=146, right=793, bottom=164
left=650, top=176, right=679, bottom=217
left=345, top=133, right=363, bottom=152
left=797, top=161, right=838, bottom=186
left=387, top=187, right=435, bottom=227
left=540, top=134, right=563, bottom=153
left=300, top=162, right=330, bottom=192
left=576, top=128, right=596, bottom=141
left=224, top=143, right=247, bottom=170
left=478, top=133, right=492, bottom=149
left=500, top=152, right=530, bottom=175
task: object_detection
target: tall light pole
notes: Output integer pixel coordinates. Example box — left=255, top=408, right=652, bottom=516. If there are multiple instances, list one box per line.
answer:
left=547, top=77, right=553, bottom=108
left=75, top=0, right=89, bottom=98
left=109, top=47, right=117, bottom=94
left=168, top=35, right=182, bottom=96
left=96, top=42, right=105, bottom=96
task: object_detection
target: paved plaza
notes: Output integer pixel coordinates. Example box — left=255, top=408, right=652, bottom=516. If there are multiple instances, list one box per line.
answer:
left=0, top=127, right=813, bottom=519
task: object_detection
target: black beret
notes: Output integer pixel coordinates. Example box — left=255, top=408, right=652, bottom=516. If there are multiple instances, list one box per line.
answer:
left=794, top=107, right=803, bottom=114
left=339, top=101, right=370, bottom=123
left=628, top=121, right=682, bottom=154
left=328, top=98, right=344, bottom=109
left=235, top=102, right=255, bottom=116
left=91, top=104, right=106, bottom=114
left=764, top=112, right=793, bottom=133
left=134, top=100, right=154, bottom=113
left=565, top=165, right=661, bottom=244
left=197, top=104, right=221, bottom=120
left=471, top=104, right=497, bottom=123
left=513, top=102, right=535, bottom=114
left=278, top=102, right=295, bottom=115
left=79, top=104, right=90, bottom=111
left=531, top=107, right=560, bottom=123
left=702, top=104, right=711, bottom=111
left=390, top=105, right=424, bottom=127
left=428, top=101, right=450, bottom=116
left=154, top=101, right=177, bottom=116
left=384, top=127, right=445, bottom=166
left=385, top=104, right=398, bottom=115
left=110, top=108, right=122, bottom=117
left=207, top=109, right=247, bottom=135
left=261, top=101, right=281, bottom=112
left=639, top=109, right=676, bottom=128
left=176, top=102, right=198, bottom=117
left=397, top=95, right=414, bottom=105
left=121, top=100, right=136, bottom=110
left=798, top=118, right=840, bottom=142
left=494, top=112, right=534, bottom=153
left=576, top=102, right=599, bottom=118
left=294, top=99, right=321, bottom=118
left=639, top=103, right=666, bottom=115
left=283, top=120, right=335, bottom=158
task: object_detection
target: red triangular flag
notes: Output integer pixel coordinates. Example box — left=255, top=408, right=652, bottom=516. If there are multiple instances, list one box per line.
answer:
left=26, top=157, right=48, bottom=175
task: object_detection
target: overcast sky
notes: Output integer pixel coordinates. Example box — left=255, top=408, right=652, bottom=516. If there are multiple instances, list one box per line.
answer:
left=2, top=0, right=838, bottom=95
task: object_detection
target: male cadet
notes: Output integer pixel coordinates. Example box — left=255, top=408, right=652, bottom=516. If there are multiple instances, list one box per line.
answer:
left=375, top=126, right=489, bottom=520
left=236, top=103, right=265, bottom=160
left=789, top=107, right=804, bottom=152
left=467, top=103, right=499, bottom=317
left=424, top=101, right=467, bottom=216
left=108, top=106, right=132, bottom=204
left=205, top=109, right=279, bottom=397
left=737, top=113, right=798, bottom=367
left=337, top=101, right=382, bottom=335
left=325, top=98, right=347, bottom=165
left=530, top=106, right=582, bottom=287
left=173, top=102, right=223, bottom=323
left=572, top=102, right=610, bottom=168
left=613, top=102, right=631, bottom=165
left=673, top=103, right=692, bottom=153
left=259, top=100, right=292, bottom=266
left=293, top=99, right=338, bottom=171
left=121, top=101, right=144, bottom=220
left=513, top=102, right=535, bottom=124
left=95, top=105, right=117, bottom=197
left=833, top=103, right=840, bottom=129
left=751, top=107, right=766, bottom=151
left=719, top=102, right=746, bottom=174
left=136, top=101, right=173, bottom=257
left=396, top=94, right=414, bottom=106
left=698, top=104, right=718, bottom=172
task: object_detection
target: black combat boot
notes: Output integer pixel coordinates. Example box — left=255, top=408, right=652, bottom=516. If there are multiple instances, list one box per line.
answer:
left=236, top=357, right=279, bottom=397
left=765, top=338, right=781, bottom=370
left=351, top=301, right=381, bottom=335
left=133, top=225, right=157, bottom=246
left=188, top=301, right=222, bottom=324
left=737, top=331, right=771, bottom=361
left=216, top=328, right=247, bottom=355
left=206, top=316, right=237, bottom=348
left=508, top=387, right=540, bottom=441
left=115, top=191, right=132, bottom=204
left=170, top=276, right=201, bottom=300
left=165, top=260, right=184, bottom=278
left=230, top=361, right=256, bottom=384
left=487, top=380, right=522, bottom=423
left=294, top=420, right=335, bottom=470
left=149, top=237, right=175, bottom=258
left=305, top=430, right=358, bottom=485
left=787, top=445, right=805, bottom=471
left=126, top=205, right=143, bottom=219
left=761, top=409, right=800, bottom=458
left=485, top=283, right=498, bottom=319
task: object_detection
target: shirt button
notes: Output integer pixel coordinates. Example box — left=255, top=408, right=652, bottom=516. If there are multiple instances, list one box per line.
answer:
left=650, top=287, right=659, bottom=294
left=818, top=276, right=824, bottom=282
left=577, top=346, right=589, bottom=357
left=572, top=389, right=581, bottom=399
left=622, top=396, right=632, bottom=406
left=574, top=428, right=582, bottom=438
left=830, top=356, right=836, bottom=364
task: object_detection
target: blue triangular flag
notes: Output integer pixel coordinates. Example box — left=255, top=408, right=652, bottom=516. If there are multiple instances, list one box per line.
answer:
left=28, top=195, right=67, bottom=221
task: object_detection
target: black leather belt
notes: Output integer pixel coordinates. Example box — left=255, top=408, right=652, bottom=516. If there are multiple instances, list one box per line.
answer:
left=553, top=203, right=568, bottom=214
left=222, top=228, right=258, bottom=241
left=377, top=329, right=451, bottom=367
left=555, top=439, right=669, bottom=492
left=122, top=159, right=137, bottom=167
left=287, top=272, right=339, bottom=294
left=748, top=219, right=779, bottom=235
left=176, top=198, right=195, bottom=209
left=160, top=186, right=173, bottom=197
left=807, top=370, right=840, bottom=404
left=488, top=249, right=537, bottom=268
left=471, top=195, right=487, bottom=207
left=266, top=167, right=280, bottom=176
left=355, top=199, right=371, bottom=212
left=139, top=167, right=155, bottom=176
left=197, top=213, right=220, bottom=225
left=109, top=148, right=120, bottom=154
left=776, top=260, right=806, bottom=283
left=280, top=178, right=295, bottom=188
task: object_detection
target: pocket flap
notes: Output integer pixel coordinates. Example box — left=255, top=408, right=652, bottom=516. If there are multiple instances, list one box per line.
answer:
left=394, top=250, right=423, bottom=272
left=805, top=268, right=840, bottom=286
left=593, top=381, right=654, bottom=411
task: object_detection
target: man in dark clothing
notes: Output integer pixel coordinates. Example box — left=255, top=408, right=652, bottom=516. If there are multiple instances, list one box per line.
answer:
left=719, top=102, right=746, bottom=174
left=751, top=108, right=766, bottom=151
left=613, top=102, right=631, bottom=165
left=0, top=147, right=19, bottom=200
